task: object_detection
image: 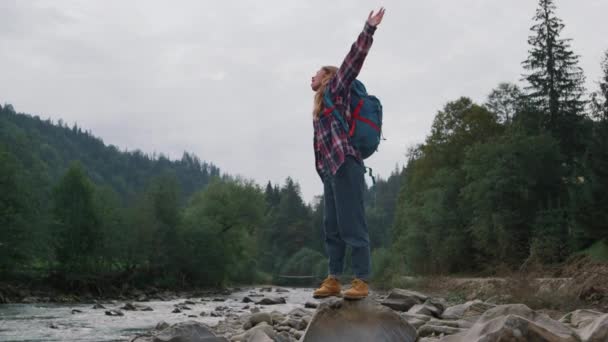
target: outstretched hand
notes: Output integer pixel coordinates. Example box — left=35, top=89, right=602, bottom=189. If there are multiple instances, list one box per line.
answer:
left=367, top=7, right=386, bottom=27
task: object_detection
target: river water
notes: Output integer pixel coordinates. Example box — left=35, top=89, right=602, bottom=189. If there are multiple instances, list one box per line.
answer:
left=0, top=287, right=315, bottom=342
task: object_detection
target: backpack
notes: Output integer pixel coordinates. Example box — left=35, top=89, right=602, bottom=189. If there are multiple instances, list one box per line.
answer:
left=323, top=79, right=383, bottom=159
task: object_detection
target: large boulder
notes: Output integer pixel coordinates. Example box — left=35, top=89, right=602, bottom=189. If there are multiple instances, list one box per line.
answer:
left=130, top=321, right=228, bottom=342
left=560, top=309, right=608, bottom=342
left=440, top=304, right=579, bottom=342
left=300, top=298, right=417, bottom=342
left=380, top=288, right=428, bottom=312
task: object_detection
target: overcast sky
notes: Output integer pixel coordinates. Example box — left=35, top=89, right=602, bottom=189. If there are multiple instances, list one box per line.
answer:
left=2, top=0, right=607, bottom=202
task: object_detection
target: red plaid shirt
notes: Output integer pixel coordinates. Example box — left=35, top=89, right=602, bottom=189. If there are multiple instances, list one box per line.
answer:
left=313, top=23, right=376, bottom=179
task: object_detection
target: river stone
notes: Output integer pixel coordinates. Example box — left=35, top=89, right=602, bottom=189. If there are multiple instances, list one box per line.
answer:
left=439, top=304, right=579, bottom=342
left=408, top=303, right=441, bottom=317
left=92, top=303, right=106, bottom=309
left=242, top=296, right=254, bottom=303
left=305, top=302, right=318, bottom=309
left=155, top=321, right=170, bottom=330
left=399, top=312, right=431, bottom=329
left=255, top=297, right=286, bottom=305
left=380, top=288, right=428, bottom=312
left=231, top=322, right=276, bottom=341
left=105, top=309, right=124, bottom=316
left=560, top=309, right=608, bottom=342
left=147, top=321, right=227, bottom=342
left=247, top=329, right=273, bottom=342
left=441, top=300, right=495, bottom=320
left=122, top=303, right=153, bottom=311
left=300, top=297, right=417, bottom=342
left=244, top=312, right=273, bottom=329
left=418, top=324, right=466, bottom=337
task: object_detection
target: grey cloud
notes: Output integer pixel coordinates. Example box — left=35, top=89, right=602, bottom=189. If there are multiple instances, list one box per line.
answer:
left=1, top=0, right=607, bottom=202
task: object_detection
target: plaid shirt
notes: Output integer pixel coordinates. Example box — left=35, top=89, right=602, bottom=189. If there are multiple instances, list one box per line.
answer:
left=313, top=23, right=376, bottom=179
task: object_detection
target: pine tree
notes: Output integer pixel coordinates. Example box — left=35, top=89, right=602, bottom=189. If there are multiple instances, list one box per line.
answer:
left=591, top=50, right=608, bottom=121
left=522, top=0, right=586, bottom=128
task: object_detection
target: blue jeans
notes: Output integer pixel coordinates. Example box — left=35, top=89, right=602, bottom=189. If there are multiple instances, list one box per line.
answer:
left=322, top=156, right=371, bottom=280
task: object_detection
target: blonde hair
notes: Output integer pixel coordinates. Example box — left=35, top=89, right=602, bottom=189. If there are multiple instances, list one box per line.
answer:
left=313, top=66, right=338, bottom=118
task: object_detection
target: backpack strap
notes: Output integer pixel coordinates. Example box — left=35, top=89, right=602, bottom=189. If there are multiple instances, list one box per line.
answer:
left=323, top=89, right=349, bottom=133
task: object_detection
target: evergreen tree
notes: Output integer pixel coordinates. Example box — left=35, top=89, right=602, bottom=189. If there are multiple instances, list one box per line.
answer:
left=51, top=162, right=102, bottom=273
left=0, top=146, right=31, bottom=274
left=522, top=0, right=586, bottom=156
left=591, top=50, right=608, bottom=121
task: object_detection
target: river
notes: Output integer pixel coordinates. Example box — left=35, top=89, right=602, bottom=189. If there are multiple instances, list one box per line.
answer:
left=0, top=287, right=314, bottom=342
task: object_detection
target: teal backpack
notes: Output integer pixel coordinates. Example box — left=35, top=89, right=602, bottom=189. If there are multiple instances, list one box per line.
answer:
left=323, top=79, right=383, bottom=159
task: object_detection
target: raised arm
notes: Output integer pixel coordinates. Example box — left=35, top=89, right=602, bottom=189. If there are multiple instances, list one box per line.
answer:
left=328, top=8, right=386, bottom=96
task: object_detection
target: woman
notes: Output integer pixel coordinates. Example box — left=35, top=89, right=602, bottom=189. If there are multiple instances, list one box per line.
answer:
left=311, top=8, right=385, bottom=300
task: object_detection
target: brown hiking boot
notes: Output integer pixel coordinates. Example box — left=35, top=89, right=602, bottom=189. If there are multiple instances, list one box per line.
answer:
left=313, top=276, right=341, bottom=298
left=343, top=278, right=369, bottom=299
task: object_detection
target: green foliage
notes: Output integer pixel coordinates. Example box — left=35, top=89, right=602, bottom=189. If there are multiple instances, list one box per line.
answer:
left=279, top=247, right=326, bottom=282
left=51, top=162, right=102, bottom=273
left=578, top=240, right=608, bottom=262
left=0, top=145, right=32, bottom=274
left=179, top=179, right=265, bottom=286
left=461, top=130, right=563, bottom=266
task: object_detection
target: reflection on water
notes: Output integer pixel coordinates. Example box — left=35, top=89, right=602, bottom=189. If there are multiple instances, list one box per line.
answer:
left=0, top=287, right=314, bottom=342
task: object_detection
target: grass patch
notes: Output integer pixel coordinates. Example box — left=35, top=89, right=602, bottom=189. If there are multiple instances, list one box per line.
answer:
left=578, top=240, right=608, bottom=262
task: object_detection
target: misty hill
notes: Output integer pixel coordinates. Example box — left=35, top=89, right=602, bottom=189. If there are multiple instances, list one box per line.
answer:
left=0, top=103, right=220, bottom=202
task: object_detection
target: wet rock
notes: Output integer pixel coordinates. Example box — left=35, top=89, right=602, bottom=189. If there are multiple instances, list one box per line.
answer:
left=242, top=296, right=254, bottom=303
left=255, top=297, right=286, bottom=305
left=441, top=300, right=495, bottom=320
left=172, top=308, right=182, bottom=313
left=130, top=320, right=228, bottom=342
left=247, top=329, right=273, bottom=342
left=183, top=300, right=196, bottom=305
left=380, top=288, right=428, bottom=312
left=288, top=308, right=312, bottom=318
left=122, top=303, right=138, bottom=310
left=188, top=315, right=197, bottom=318
left=399, top=312, right=432, bottom=329
left=243, top=312, right=273, bottom=329
left=305, top=302, right=318, bottom=309
left=440, top=304, right=579, bottom=342
left=105, top=309, right=124, bottom=316
left=71, top=309, right=83, bottom=314
left=92, top=303, right=106, bottom=309
left=300, top=298, right=416, bottom=342
left=279, top=317, right=308, bottom=330
left=155, top=321, right=170, bottom=330
left=408, top=303, right=442, bottom=317
left=231, top=321, right=276, bottom=341
left=418, top=324, right=465, bottom=337
left=22, top=296, right=39, bottom=304
left=122, top=303, right=153, bottom=311
left=560, top=309, right=608, bottom=342
left=275, top=287, right=290, bottom=293
left=213, top=298, right=226, bottom=302
left=270, top=311, right=286, bottom=324
left=260, top=287, right=273, bottom=292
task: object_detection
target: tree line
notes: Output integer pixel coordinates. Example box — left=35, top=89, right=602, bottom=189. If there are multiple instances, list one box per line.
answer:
left=1, top=0, right=607, bottom=290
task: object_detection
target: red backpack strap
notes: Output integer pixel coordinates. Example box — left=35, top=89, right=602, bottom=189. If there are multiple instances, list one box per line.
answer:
left=349, top=99, right=365, bottom=136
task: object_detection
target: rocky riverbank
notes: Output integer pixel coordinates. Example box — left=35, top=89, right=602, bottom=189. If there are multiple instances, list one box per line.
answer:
left=128, top=286, right=608, bottom=342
